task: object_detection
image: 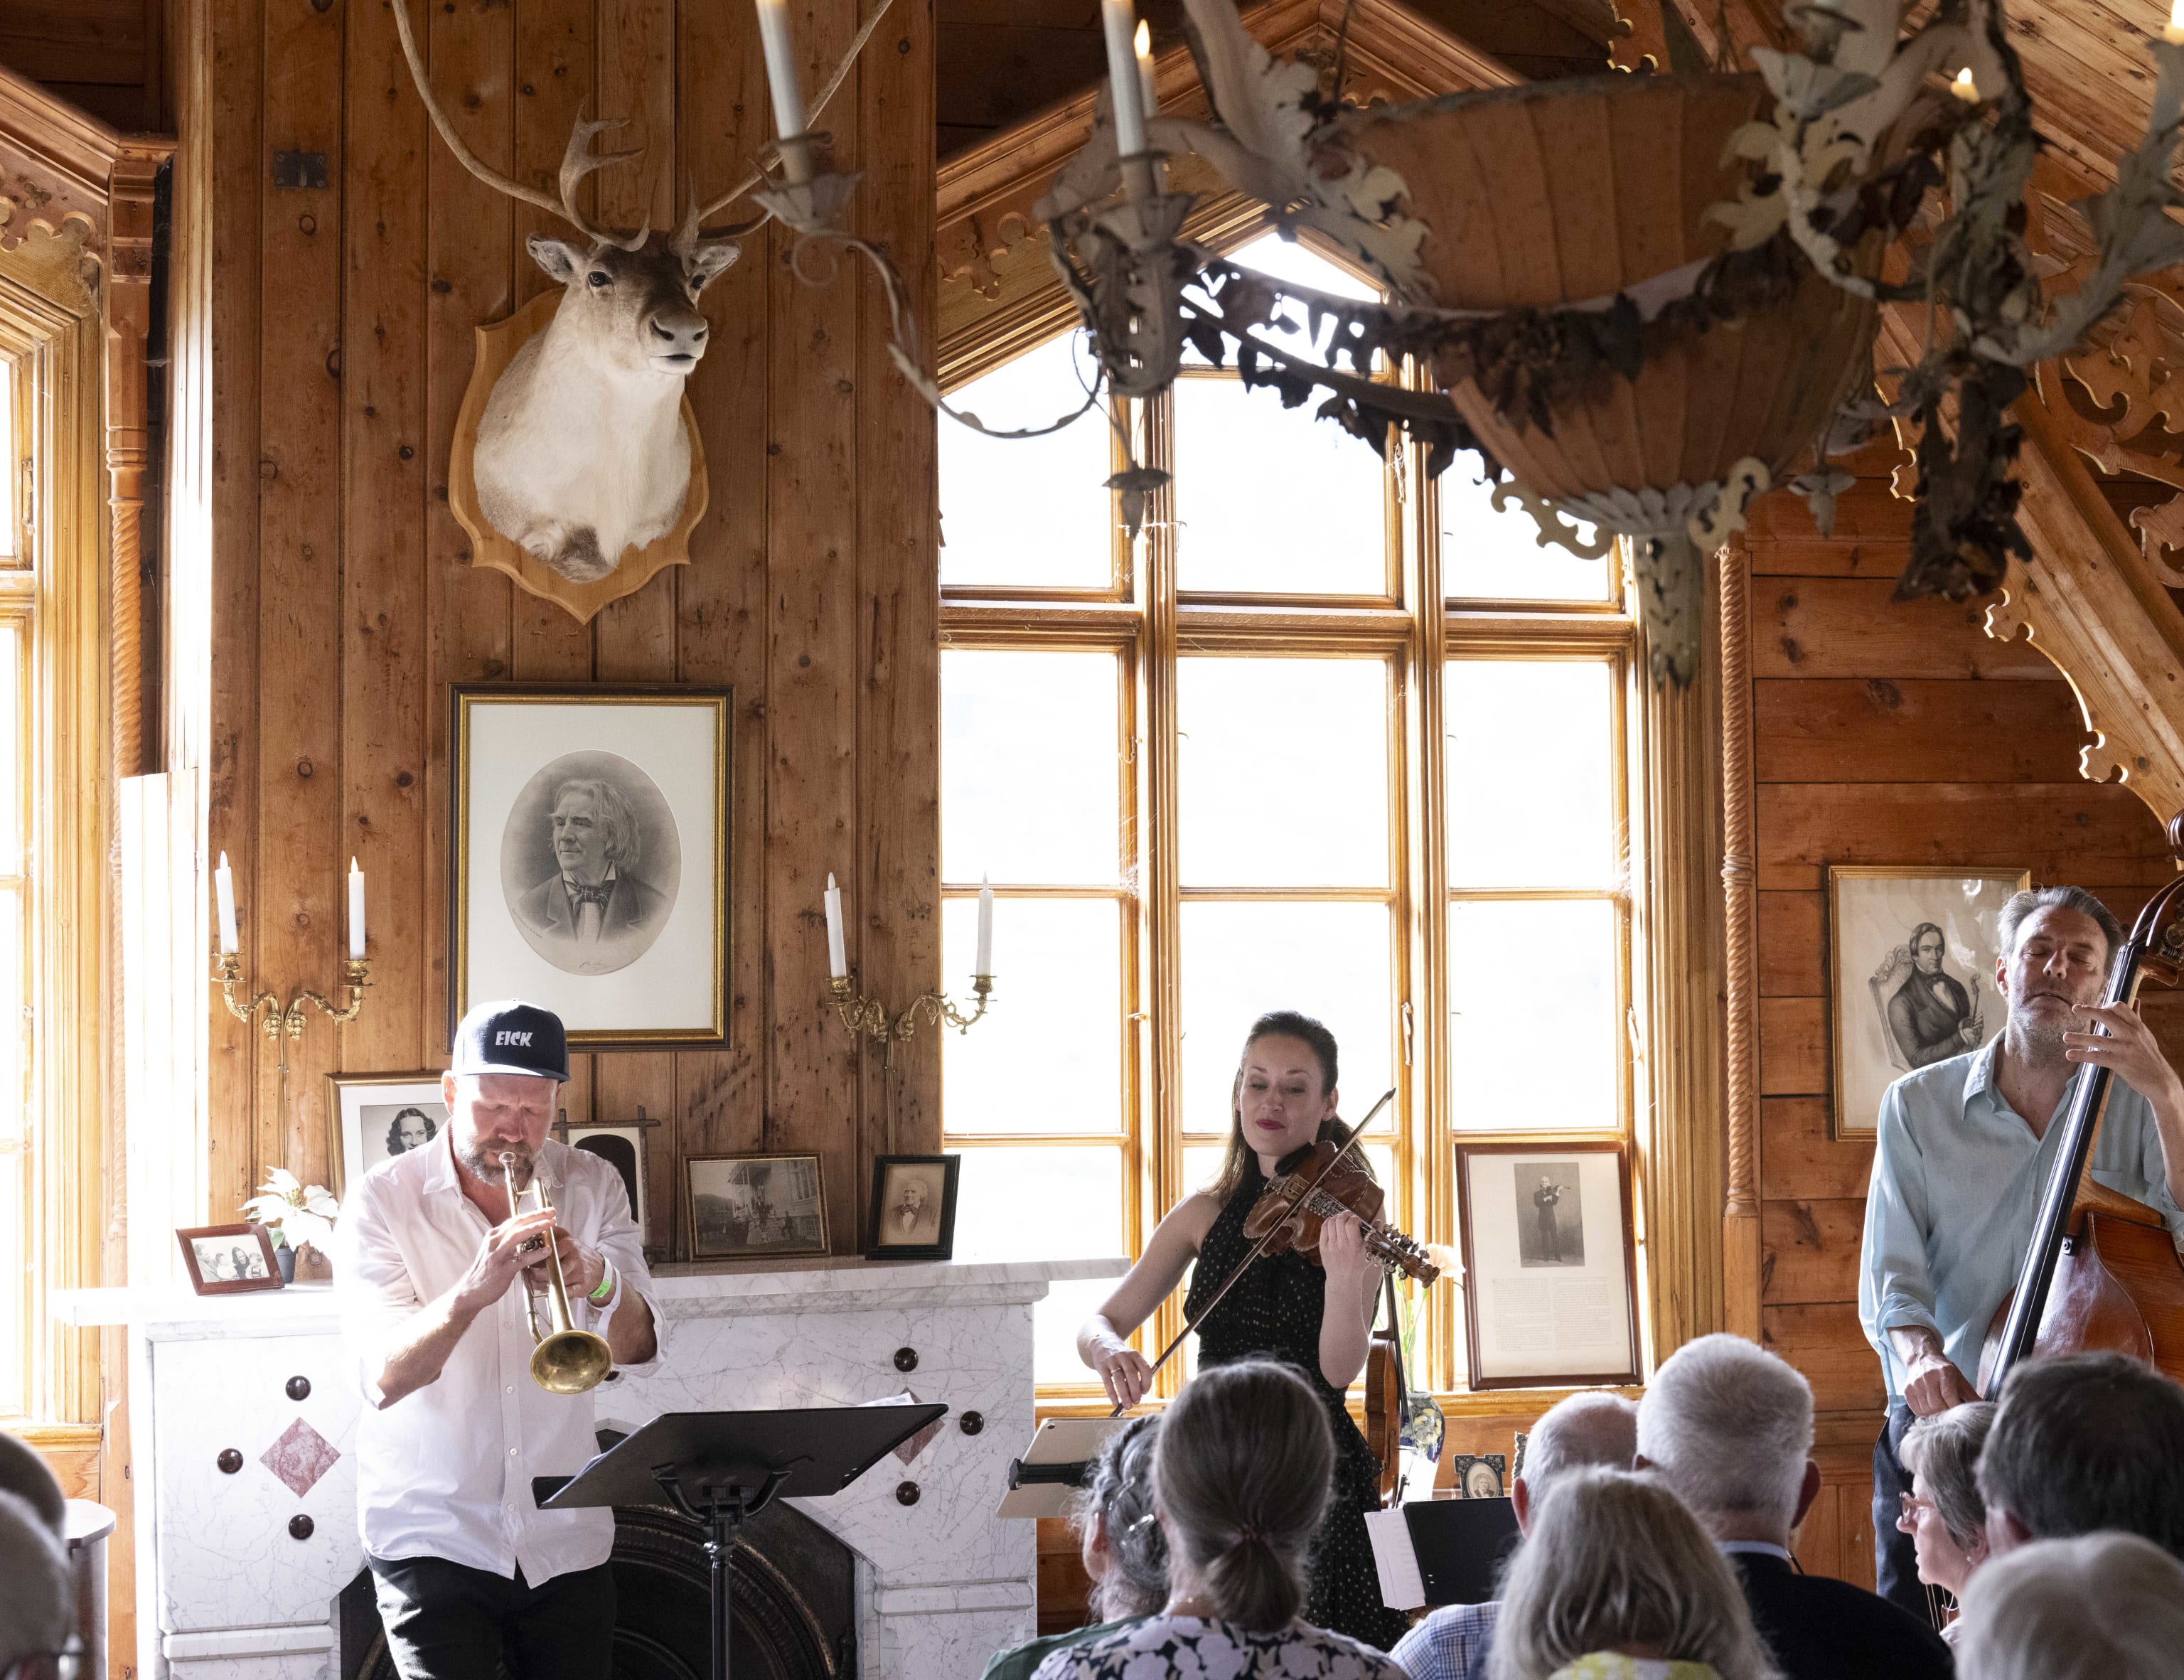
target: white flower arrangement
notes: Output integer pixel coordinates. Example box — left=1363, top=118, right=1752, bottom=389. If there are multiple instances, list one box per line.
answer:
left=242, top=1167, right=340, bottom=1253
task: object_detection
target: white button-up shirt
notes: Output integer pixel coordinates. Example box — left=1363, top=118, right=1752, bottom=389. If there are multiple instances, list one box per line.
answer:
left=335, top=1132, right=661, bottom=1583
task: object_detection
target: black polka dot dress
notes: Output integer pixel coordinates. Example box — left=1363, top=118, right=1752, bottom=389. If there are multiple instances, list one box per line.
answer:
left=1182, top=1157, right=1410, bottom=1652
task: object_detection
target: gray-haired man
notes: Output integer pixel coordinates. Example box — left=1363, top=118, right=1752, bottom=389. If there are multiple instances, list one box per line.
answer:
left=1388, top=1392, right=1637, bottom=1680
left=1858, top=886, right=2184, bottom=1614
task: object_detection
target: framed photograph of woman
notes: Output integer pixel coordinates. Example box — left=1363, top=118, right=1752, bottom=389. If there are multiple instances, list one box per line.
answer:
left=177, top=1223, right=284, bottom=1295
left=1455, top=1143, right=1637, bottom=1390
left=326, top=1071, right=452, bottom=1198
left=1828, top=867, right=2029, bottom=1142
left=451, top=685, right=729, bottom=1048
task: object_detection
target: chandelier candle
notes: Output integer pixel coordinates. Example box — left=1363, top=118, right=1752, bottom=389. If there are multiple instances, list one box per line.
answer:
left=1100, top=0, right=1148, bottom=160
left=754, top=0, right=815, bottom=183
left=1134, top=22, right=1166, bottom=193
left=2168, top=0, right=2184, bottom=46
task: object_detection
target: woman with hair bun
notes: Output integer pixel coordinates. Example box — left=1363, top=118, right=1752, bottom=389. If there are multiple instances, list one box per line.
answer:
left=1032, top=1360, right=1408, bottom=1680
left=1077, top=1010, right=1403, bottom=1648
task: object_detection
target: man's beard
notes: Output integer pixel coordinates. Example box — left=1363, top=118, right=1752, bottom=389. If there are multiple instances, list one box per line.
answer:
left=2006, top=997, right=2079, bottom=1065
left=461, top=1135, right=535, bottom=1189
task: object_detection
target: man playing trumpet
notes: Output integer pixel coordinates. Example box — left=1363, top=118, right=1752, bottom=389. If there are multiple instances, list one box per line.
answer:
left=336, top=1000, right=659, bottom=1680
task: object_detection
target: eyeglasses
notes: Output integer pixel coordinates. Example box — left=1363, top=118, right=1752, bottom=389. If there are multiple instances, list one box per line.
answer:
left=1896, top=1492, right=1937, bottom=1528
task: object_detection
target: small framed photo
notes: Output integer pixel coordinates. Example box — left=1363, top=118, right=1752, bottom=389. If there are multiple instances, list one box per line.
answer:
left=1455, top=1143, right=1638, bottom=1390
left=178, top=1224, right=284, bottom=1295
left=560, top=1118, right=653, bottom=1246
left=327, top=1071, right=451, bottom=1199
left=865, top=1155, right=960, bottom=1261
left=684, top=1153, right=828, bottom=1261
left=1450, top=1453, right=1507, bottom=1499
left=452, top=684, right=729, bottom=1048
left=1829, top=866, right=2030, bottom=1142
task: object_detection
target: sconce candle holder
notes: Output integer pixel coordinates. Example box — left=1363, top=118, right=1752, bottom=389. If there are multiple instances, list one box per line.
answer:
left=829, top=973, right=993, bottom=1047
left=216, top=953, right=371, bottom=1042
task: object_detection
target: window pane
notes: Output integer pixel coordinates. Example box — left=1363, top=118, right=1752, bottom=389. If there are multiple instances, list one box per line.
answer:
left=1447, top=660, right=1615, bottom=889
left=939, top=332, right=1115, bottom=591
left=1179, top=658, right=1389, bottom=887
left=1448, top=899, right=1620, bottom=1131
left=951, top=1145, right=1125, bottom=1383
left=943, top=648, right=1119, bottom=884
left=1174, top=378, right=1387, bottom=595
left=1441, top=452, right=1612, bottom=602
left=1180, top=900, right=1393, bottom=1134
left=942, top=896, right=1122, bottom=1135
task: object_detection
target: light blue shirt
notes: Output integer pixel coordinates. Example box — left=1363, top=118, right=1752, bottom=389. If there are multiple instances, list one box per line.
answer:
left=1858, top=1037, right=2184, bottom=1400
left=1390, top=1600, right=1499, bottom=1680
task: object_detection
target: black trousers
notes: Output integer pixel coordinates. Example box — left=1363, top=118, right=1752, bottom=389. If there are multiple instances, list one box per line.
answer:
left=369, top=1553, right=616, bottom=1680
left=1870, top=1402, right=1932, bottom=1623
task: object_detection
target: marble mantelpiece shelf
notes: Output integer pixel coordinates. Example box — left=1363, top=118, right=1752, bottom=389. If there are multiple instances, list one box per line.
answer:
left=53, top=1256, right=1128, bottom=1337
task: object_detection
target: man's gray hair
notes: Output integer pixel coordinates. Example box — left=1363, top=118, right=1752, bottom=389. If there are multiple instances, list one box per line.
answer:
left=1636, top=1333, right=1813, bottom=1534
left=1520, top=1391, right=1638, bottom=1503
left=1956, top=1534, right=2184, bottom=1680
left=1995, top=886, right=2124, bottom=967
left=553, top=778, right=641, bottom=871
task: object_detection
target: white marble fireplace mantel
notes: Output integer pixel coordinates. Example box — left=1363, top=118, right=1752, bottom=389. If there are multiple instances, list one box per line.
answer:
left=57, top=1255, right=1127, bottom=1680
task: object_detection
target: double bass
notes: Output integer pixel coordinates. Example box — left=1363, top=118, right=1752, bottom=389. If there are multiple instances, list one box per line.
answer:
left=1978, top=833, right=2184, bottom=1395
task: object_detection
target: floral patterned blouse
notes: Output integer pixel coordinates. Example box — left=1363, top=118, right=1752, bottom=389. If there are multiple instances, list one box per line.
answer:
left=1028, top=1616, right=1411, bottom=1680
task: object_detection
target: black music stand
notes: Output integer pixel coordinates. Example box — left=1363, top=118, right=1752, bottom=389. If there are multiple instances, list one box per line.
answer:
left=534, top=1405, right=947, bottom=1680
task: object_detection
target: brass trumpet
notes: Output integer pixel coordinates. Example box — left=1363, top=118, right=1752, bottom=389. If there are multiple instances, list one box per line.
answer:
left=500, top=1150, right=614, bottom=1395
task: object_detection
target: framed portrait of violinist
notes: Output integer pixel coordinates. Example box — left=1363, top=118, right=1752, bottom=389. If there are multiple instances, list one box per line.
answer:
left=1455, top=1142, right=1638, bottom=1390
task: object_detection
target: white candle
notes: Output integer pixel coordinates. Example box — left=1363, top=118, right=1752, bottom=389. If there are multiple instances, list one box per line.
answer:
left=1101, top=0, right=1148, bottom=157
left=215, top=852, right=238, bottom=956
left=755, top=0, right=809, bottom=144
left=823, top=872, right=848, bottom=980
left=1134, top=21, right=1158, bottom=124
left=1951, top=67, right=1978, bottom=102
left=975, top=874, right=995, bottom=978
left=348, top=857, right=366, bottom=961
left=2167, top=0, right=2183, bottom=46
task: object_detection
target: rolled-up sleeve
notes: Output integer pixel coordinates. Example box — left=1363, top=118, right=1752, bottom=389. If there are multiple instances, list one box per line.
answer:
left=1860, top=1084, right=1942, bottom=1364
left=335, top=1175, right=425, bottom=1408
left=585, top=1171, right=664, bottom=1375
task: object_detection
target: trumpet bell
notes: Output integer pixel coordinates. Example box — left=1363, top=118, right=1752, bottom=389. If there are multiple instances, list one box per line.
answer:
left=532, top=1326, right=614, bottom=1395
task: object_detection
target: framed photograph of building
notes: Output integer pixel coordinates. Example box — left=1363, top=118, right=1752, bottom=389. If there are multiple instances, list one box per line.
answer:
left=326, top=1071, right=451, bottom=1198
left=864, top=1155, right=961, bottom=1261
left=451, top=685, right=729, bottom=1048
left=177, top=1224, right=284, bottom=1295
left=1829, top=866, right=2029, bottom=1142
left=683, top=1153, right=828, bottom=1261
left=1455, top=1143, right=1637, bottom=1390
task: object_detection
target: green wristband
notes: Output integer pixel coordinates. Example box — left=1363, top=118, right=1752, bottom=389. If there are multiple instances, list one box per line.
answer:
left=589, top=1258, right=617, bottom=1305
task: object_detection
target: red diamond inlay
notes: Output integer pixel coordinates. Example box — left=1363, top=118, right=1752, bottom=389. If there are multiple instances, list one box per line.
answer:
left=261, top=1417, right=339, bottom=1498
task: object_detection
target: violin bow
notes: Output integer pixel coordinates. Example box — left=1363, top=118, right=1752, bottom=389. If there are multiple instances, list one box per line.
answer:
left=1108, top=1088, right=1397, bottom=1417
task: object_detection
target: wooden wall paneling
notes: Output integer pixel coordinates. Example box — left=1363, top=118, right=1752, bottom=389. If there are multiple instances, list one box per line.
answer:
left=1752, top=678, right=2085, bottom=784
left=1756, top=890, right=1821, bottom=995
left=1762, top=1197, right=1864, bottom=1304
left=343, top=0, right=431, bottom=1090
left=1757, top=996, right=1825, bottom=1096
left=423, top=0, right=518, bottom=1064
left=1760, top=1098, right=1872, bottom=1201
left=1753, top=578, right=2057, bottom=680
left=671, top=0, right=771, bottom=1253
left=204, top=0, right=264, bottom=1228
left=1761, top=1301, right=1885, bottom=1413
left=253, top=0, right=344, bottom=1199
left=856, top=0, right=943, bottom=1225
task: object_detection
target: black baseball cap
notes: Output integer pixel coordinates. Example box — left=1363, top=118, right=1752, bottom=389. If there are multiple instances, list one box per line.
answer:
left=451, top=1000, right=570, bottom=1083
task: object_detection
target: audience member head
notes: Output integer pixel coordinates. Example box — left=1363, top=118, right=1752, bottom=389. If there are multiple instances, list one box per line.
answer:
left=1976, top=1352, right=2184, bottom=1558
left=1513, top=1391, right=1638, bottom=1535
left=1153, top=1359, right=1332, bottom=1632
left=1486, top=1468, right=1780, bottom=1680
left=1635, top=1334, right=1817, bottom=1546
left=1955, top=1534, right=2184, bottom=1680
left=0, top=1489, right=73, bottom=1672
left=1072, top=1413, right=1169, bottom=1622
left=0, top=1433, right=63, bottom=1536
left=1896, top=1402, right=1993, bottom=1597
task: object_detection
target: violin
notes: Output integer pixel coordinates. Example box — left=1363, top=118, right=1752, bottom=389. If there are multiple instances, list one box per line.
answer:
left=1243, top=1138, right=1442, bottom=1284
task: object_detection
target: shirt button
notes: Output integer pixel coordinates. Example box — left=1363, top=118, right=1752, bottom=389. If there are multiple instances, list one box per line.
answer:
left=506, top=1386, right=514, bottom=1395
left=509, top=1447, right=519, bottom=1457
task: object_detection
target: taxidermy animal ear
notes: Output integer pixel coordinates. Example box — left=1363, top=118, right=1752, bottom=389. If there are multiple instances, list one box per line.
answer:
left=685, top=237, right=742, bottom=293
left=528, top=235, right=587, bottom=283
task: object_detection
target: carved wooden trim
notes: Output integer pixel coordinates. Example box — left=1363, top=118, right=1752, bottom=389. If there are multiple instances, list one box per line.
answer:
left=1719, top=540, right=1762, bottom=1342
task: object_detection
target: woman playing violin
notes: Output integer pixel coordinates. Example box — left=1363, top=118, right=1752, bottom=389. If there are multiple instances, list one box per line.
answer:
left=1076, top=1009, right=1408, bottom=1651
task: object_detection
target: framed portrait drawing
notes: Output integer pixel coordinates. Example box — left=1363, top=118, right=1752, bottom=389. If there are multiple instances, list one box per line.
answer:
left=684, top=1153, right=828, bottom=1261
left=864, top=1155, right=960, bottom=1261
left=1455, top=1143, right=1638, bottom=1390
left=178, top=1224, right=284, bottom=1295
left=327, top=1071, right=451, bottom=1198
left=1829, top=867, right=2028, bottom=1142
left=451, top=685, right=729, bottom=1048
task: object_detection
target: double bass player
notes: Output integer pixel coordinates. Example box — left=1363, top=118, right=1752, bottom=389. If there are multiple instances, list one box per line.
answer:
left=1857, top=887, right=2184, bottom=1615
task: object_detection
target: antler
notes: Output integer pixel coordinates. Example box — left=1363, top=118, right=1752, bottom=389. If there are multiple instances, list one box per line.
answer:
left=393, top=0, right=649, bottom=250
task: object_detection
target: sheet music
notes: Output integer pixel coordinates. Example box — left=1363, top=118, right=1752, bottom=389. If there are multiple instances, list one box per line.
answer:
left=1364, top=1507, right=1426, bottom=1610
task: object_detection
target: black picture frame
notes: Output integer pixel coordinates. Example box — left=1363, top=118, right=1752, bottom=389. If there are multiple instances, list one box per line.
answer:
left=864, top=1154, right=960, bottom=1261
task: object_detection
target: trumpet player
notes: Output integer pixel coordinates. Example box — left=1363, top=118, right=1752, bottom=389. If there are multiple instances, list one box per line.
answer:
left=336, top=1000, right=658, bottom=1680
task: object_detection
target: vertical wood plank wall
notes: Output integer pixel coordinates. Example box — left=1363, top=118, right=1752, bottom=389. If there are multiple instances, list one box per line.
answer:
left=1736, top=469, right=2184, bottom=1584
left=194, top=0, right=938, bottom=1258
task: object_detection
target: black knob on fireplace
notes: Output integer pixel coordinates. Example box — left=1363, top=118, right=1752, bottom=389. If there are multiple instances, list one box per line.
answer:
left=893, top=1347, right=918, bottom=1372
left=216, top=1449, right=242, bottom=1475
left=960, top=1412, right=983, bottom=1436
left=286, top=1375, right=311, bottom=1401
left=895, top=1481, right=920, bottom=1506
left=289, top=1514, right=315, bottom=1540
